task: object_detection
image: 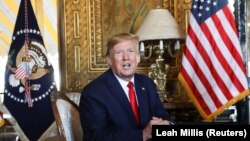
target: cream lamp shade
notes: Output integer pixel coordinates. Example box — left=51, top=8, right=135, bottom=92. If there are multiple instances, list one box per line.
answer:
left=135, top=9, right=184, bottom=41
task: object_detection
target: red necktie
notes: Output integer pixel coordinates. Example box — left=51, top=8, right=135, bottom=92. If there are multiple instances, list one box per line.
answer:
left=127, top=81, right=140, bottom=126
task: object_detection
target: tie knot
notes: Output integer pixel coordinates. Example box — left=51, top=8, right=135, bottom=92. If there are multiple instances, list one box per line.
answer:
left=127, top=81, right=134, bottom=88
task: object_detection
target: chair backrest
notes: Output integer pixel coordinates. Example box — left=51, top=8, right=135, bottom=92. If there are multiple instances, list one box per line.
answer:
left=65, top=92, right=81, bottom=106
left=50, top=91, right=83, bottom=141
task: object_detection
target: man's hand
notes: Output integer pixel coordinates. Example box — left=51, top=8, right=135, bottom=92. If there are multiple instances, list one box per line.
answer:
left=143, top=117, right=171, bottom=141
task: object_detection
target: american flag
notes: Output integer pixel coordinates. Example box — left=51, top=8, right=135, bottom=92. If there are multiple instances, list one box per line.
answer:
left=15, top=63, right=29, bottom=79
left=178, top=0, right=249, bottom=120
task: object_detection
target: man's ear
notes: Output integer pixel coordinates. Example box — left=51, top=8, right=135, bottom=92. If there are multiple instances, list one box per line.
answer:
left=106, top=56, right=111, bottom=66
left=136, top=54, right=141, bottom=64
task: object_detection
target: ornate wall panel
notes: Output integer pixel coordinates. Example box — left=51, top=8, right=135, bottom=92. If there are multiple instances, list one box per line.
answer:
left=60, top=0, right=90, bottom=91
left=60, top=0, right=192, bottom=105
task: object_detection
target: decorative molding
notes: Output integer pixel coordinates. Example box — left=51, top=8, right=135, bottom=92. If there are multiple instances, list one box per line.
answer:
left=73, top=11, right=80, bottom=38
left=74, top=45, right=80, bottom=72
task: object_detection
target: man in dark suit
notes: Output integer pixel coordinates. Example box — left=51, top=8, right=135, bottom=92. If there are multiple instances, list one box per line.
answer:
left=79, top=33, right=174, bottom=141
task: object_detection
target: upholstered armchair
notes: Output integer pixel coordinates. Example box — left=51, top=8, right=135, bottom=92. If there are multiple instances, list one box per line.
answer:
left=50, top=90, right=83, bottom=141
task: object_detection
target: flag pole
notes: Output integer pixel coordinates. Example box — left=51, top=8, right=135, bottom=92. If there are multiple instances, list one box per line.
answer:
left=24, top=0, right=32, bottom=107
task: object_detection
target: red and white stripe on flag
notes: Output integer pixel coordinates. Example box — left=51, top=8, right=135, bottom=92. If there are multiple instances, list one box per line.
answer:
left=178, top=0, right=249, bottom=120
left=15, top=63, right=29, bottom=79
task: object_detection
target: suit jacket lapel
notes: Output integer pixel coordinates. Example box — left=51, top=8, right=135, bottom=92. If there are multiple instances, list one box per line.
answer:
left=105, top=70, right=137, bottom=125
left=134, top=76, right=149, bottom=126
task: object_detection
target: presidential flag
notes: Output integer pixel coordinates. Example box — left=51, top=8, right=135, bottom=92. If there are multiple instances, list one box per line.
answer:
left=4, top=0, right=56, bottom=140
left=178, top=0, right=249, bottom=120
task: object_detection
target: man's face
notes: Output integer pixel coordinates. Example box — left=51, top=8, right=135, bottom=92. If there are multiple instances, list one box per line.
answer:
left=106, top=40, right=140, bottom=81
